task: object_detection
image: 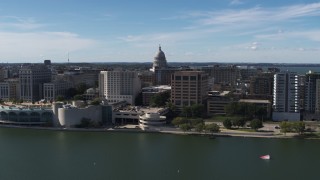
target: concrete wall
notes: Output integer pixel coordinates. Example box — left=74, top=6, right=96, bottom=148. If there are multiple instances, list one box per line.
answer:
left=58, top=105, right=102, bottom=127
left=272, top=112, right=301, bottom=121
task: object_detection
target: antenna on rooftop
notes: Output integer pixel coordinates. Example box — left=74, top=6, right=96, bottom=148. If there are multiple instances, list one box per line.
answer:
left=67, top=52, right=70, bottom=64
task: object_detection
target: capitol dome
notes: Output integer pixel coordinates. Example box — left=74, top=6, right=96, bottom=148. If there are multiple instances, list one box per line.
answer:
left=153, top=46, right=168, bottom=69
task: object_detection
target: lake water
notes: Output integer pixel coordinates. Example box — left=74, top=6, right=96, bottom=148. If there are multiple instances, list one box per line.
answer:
left=0, top=127, right=319, bottom=180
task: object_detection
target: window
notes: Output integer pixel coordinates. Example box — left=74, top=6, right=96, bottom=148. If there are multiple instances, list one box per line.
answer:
left=190, top=76, right=196, bottom=81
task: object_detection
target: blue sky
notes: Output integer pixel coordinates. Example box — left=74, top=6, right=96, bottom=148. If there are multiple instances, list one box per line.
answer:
left=0, top=0, right=320, bottom=63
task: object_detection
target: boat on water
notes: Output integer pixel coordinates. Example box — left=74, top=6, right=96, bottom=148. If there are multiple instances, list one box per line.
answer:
left=260, top=155, right=270, bottom=160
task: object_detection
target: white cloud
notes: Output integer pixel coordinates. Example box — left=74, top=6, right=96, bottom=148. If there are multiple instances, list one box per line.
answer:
left=0, top=31, right=97, bottom=61
left=256, top=30, right=320, bottom=42
left=230, top=0, right=244, bottom=6
left=189, top=3, right=320, bottom=25
left=0, top=16, right=44, bottom=30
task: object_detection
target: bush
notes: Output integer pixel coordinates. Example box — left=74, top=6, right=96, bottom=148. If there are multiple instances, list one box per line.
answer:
left=223, top=119, right=232, bottom=129
left=250, top=119, right=263, bottom=131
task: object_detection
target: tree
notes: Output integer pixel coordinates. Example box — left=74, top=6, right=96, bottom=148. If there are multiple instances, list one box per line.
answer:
left=280, top=121, right=292, bottom=135
left=181, top=106, right=192, bottom=117
left=55, top=95, right=65, bottom=102
left=205, top=123, right=220, bottom=134
left=66, top=88, right=77, bottom=99
left=190, top=104, right=205, bottom=118
left=74, top=94, right=84, bottom=101
left=223, top=119, right=232, bottom=129
left=171, top=117, right=187, bottom=126
left=150, top=91, right=170, bottom=107
left=190, top=118, right=204, bottom=127
left=292, top=122, right=305, bottom=135
left=195, top=123, right=205, bottom=133
left=225, top=102, right=239, bottom=115
left=90, top=99, right=101, bottom=105
left=166, top=102, right=177, bottom=118
left=180, top=123, right=191, bottom=133
left=232, top=118, right=246, bottom=128
left=76, top=83, right=88, bottom=94
left=250, top=119, right=263, bottom=131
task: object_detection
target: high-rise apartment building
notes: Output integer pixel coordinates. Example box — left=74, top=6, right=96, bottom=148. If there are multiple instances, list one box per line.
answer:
left=272, top=71, right=300, bottom=121
left=99, top=70, right=141, bottom=105
left=304, top=71, right=320, bottom=113
left=249, top=73, right=274, bottom=96
left=171, top=71, right=208, bottom=111
left=19, top=64, right=52, bottom=102
left=212, top=65, right=240, bottom=86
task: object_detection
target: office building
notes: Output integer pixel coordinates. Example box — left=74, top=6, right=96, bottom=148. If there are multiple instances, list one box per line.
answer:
left=171, top=71, right=208, bottom=111
left=19, top=64, right=51, bottom=102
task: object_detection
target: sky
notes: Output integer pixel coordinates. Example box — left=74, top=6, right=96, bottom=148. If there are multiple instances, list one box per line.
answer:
left=0, top=0, right=320, bottom=63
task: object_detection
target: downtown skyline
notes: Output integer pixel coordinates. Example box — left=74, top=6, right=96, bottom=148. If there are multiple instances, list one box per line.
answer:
left=0, top=0, right=320, bottom=63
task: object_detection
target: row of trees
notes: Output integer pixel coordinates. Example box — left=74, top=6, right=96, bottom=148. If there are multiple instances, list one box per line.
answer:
left=225, top=102, right=268, bottom=120
left=223, top=118, right=263, bottom=131
left=172, top=117, right=220, bottom=134
left=279, top=121, right=305, bottom=135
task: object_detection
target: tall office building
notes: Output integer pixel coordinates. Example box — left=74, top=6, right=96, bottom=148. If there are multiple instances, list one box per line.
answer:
left=272, top=71, right=300, bottom=121
left=99, top=70, right=141, bottom=105
left=19, top=64, right=52, bottom=102
left=171, top=71, right=208, bottom=111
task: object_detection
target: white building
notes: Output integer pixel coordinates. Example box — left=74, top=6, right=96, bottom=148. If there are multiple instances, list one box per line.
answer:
left=139, top=112, right=166, bottom=130
left=52, top=101, right=112, bottom=127
left=273, top=72, right=300, bottom=121
left=99, top=71, right=141, bottom=105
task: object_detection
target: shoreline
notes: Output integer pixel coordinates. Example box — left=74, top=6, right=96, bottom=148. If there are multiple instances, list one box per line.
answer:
left=0, top=124, right=317, bottom=139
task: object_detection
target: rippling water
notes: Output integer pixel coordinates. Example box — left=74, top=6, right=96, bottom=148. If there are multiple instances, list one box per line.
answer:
left=0, top=127, right=319, bottom=180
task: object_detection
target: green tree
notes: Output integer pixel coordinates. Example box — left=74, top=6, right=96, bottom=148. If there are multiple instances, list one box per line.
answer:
left=205, top=123, right=220, bottom=134
left=166, top=102, right=177, bottom=118
left=76, top=83, right=88, bottom=94
left=90, top=98, right=101, bottom=105
left=292, top=122, right=305, bottom=135
left=190, top=118, right=204, bottom=127
left=223, top=118, right=232, bottom=129
left=181, top=106, right=192, bottom=117
left=195, top=123, right=205, bottom=133
left=190, top=104, right=205, bottom=118
left=232, top=118, right=246, bottom=128
left=280, top=121, right=292, bottom=135
left=255, top=107, right=267, bottom=120
left=74, top=94, right=84, bottom=101
left=150, top=91, right=170, bottom=107
left=250, top=119, right=263, bottom=131
left=55, top=95, right=65, bottom=102
left=180, top=123, right=191, bottom=133
left=66, top=88, right=77, bottom=99
left=225, top=102, right=239, bottom=115
left=171, top=117, right=187, bottom=126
